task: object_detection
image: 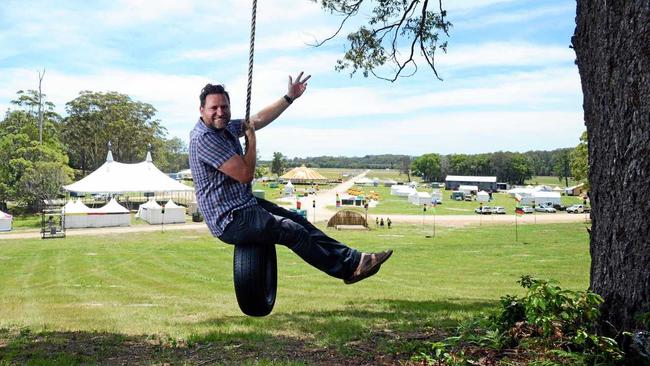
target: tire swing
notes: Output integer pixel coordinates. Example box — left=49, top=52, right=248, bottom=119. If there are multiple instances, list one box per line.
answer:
left=233, top=0, right=278, bottom=317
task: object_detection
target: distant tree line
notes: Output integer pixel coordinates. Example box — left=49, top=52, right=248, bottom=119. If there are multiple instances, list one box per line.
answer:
left=265, top=147, right=585, bottom=186
left=0, top=89, right=189, bottom=211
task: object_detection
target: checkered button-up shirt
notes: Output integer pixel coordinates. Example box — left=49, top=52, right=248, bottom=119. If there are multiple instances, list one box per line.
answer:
left=189, top=118, right=256, bottom=237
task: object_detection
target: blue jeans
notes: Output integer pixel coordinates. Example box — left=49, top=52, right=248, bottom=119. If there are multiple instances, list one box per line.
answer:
left=218, top=198, right=361, bottom=280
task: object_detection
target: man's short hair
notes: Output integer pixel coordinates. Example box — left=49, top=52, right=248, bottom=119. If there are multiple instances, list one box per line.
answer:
left=200, top=83, right=230, bottom=107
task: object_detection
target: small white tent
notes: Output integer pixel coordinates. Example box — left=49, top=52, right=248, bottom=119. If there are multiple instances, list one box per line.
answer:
left=458, top=185, right=478, bottom=195
left=530, top=191, right=562, bottom=206
left=163, top=199, right=186, bottom=224
left=0, top=210, right=12, bottom=231
left=63, top=199, right=92, bottom=229
left=137, top=199, right=186, bottom=224
left=431, top=190, right=443, bottom=204
left=354, top=177, right=374, bottom=186
left=137, top=199, right=163, bottom=224
left=391, top=185, right=416, bottom=197
left=87, top=198, right=131, bottom=227
left=283, top=181, right=295, bottom=196
left=476, top=190, right=490, bottom=202
left=408, top=191, right=432, bottom=205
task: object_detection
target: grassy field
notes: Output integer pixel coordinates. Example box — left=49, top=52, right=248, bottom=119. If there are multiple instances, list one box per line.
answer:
left=0, top=222, right=589, bottom=364
left=525, top=176, right=583, bottom=188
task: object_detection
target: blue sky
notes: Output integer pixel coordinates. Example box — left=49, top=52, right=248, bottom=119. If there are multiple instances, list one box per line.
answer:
left=0, top=0, right=583, bottom=160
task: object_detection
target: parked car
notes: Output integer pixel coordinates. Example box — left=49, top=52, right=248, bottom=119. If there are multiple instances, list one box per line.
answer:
left=492, top=206, right=506, bottom=214
left=553, top=204, right=566, bottom=211
left=475, top=206, right=493, bottom=214
left=535, top=205, right=557, bottom=213
left=567, top=204, right=591, bottom=213
left=516, top=205, right=534, bottom=214
left=451, top=192, right=464, bottom=201
left=464, top=195, right=473, bottom=201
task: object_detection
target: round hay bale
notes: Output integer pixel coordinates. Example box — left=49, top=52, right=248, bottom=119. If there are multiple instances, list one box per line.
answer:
left=327, top=210, right=367, bottom=228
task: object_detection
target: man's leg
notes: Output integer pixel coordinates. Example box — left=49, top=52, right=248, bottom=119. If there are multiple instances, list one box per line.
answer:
left=220, top=202, right=361, bottom=280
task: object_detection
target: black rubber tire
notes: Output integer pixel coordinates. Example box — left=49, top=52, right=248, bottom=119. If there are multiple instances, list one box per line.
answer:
left=233, top=244, right=277, bottom=317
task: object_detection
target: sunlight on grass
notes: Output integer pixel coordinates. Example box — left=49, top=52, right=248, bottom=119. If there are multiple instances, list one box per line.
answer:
left=0, top=222, right=589, bottom=346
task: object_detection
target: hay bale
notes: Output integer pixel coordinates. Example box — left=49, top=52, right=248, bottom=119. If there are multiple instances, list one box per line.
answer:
left=327, top=210, right=367, bottom=228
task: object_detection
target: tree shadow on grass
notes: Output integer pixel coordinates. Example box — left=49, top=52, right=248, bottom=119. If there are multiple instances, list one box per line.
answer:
left=0, top=299, right=498, bottom=365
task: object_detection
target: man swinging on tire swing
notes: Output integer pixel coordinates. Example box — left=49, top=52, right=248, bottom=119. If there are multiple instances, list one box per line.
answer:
left=189, top=72, right=392, bottom=285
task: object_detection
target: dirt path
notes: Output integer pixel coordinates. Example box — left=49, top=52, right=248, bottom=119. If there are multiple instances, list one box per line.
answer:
left=295, top=170, right=369, bottom=222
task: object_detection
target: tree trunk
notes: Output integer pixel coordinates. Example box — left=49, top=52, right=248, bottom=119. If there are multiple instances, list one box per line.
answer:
left=572, top=0, right=649, bottom=334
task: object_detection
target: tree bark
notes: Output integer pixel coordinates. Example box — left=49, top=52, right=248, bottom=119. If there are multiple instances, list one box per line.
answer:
left=572, top=0, right=650, bottom=334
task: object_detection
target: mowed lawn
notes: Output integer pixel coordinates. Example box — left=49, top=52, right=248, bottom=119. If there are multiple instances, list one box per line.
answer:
left=0, top=223, right=589, bottom=344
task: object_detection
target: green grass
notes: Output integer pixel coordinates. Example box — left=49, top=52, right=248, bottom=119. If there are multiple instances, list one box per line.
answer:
left=525, top=176, right=584, bottom=188
left=7, top=214, right=41, bottom=230
left=0, top=222, right=590, bottom=363
left=365, top=168, right=419, bottom=182
left=0, top=223, right=588, bottom=336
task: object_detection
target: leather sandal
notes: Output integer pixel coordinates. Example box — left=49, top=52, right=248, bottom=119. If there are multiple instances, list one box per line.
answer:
left=344, top=249, right=393, bottom=284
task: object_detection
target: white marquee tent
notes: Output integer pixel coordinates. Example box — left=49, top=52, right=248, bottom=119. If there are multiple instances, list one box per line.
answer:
left=477, top=190, right=490, bottom=202
left=63, top=150, right=193, bottom=194
left=391, top=185, right=416, bottom=197
left=0, top=210, right=12, bottom=231
left=408, top=191, right=432, bottom=206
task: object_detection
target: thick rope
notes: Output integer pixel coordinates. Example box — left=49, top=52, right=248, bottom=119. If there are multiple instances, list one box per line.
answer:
left=245, top=0, right=257, bottom=124
left=244, top=0, right=257, bottom=153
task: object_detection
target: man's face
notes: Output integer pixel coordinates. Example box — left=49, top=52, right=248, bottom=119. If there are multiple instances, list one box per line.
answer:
left=200, top=93, right=231, bottom=129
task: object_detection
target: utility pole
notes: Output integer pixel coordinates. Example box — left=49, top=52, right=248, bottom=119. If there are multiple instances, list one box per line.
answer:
left=38, top=69, right=46, bottom=144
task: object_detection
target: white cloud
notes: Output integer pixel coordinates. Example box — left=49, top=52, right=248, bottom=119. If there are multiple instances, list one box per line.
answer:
left=177, top=28, right=333, bottom=61
left=101, top=0, right=194, bottom=26
left=443, top=0, right=518, bottom=13
left=277, top=66, right=582, bottom=121
left=256, top=109, right=584, bottom=159
left=437, top=42, right=574, bottom=70
left=454, top=4, right=575, bottom=29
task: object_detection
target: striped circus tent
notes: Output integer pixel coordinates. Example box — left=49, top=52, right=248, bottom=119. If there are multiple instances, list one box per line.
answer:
left=280, top=165, right=328, bottom=184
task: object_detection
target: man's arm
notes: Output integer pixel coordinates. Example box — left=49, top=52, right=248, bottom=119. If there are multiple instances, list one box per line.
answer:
left=218, top=121, right=257, bottom=184
left=251, top=72, right=311, bottom=131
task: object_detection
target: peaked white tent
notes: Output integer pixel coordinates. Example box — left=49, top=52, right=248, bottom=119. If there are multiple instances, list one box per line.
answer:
left=283, top=181, right=295, bottom=196
left=87, top=198, right=131, bottom=227
left=63, top=199, right=92, bottom=228
left=0, top=210, right=12, bottom=231
left=63, top=150, right=193, bottom=194
left=163, top=199, right=186, bottom=223
left=136, top=199, right=162, bottom=223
